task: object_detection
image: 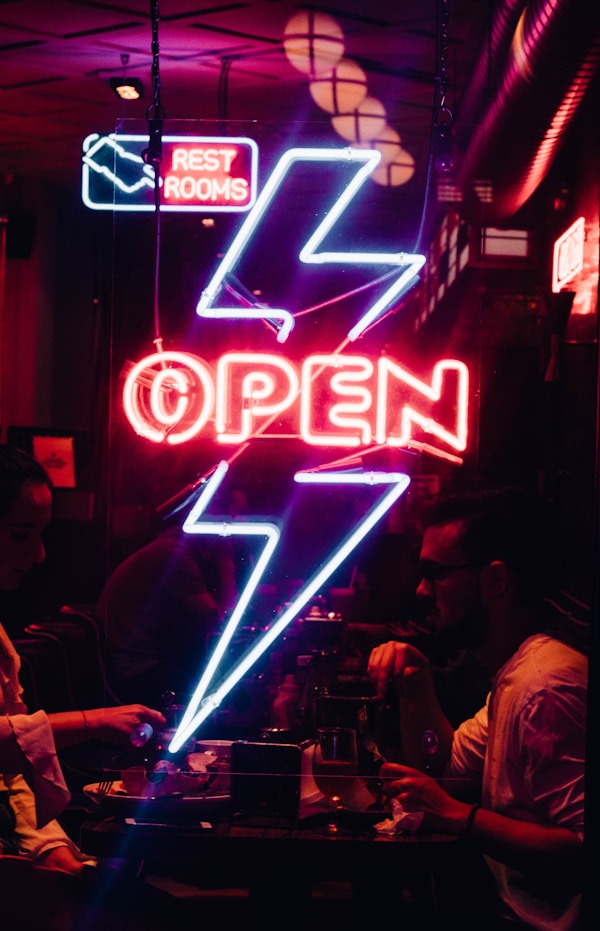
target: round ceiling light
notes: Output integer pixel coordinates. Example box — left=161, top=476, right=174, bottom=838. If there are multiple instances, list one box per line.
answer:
left=331, top=96, right=387, bottom=144
left=309, top=58, right=368, bottom=114
left=369, top=125, right=403, bottom=163
left=371, top=146, right=416, bottom=186
left=283, top=10, right=345, bottom=77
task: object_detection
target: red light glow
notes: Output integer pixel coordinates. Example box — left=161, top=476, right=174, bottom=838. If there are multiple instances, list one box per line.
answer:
left=123, top=349, right=469, bottom=455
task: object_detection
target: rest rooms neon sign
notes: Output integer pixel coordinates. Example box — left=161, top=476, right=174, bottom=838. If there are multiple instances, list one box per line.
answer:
left=81, top=134, right=258, bottom=211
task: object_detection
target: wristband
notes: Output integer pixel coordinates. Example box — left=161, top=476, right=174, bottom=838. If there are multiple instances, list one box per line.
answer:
left=461, top=802, right=480, bottom=837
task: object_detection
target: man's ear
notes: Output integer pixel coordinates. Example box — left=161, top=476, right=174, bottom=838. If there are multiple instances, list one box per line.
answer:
left=483, top=560, right=512, bottom=599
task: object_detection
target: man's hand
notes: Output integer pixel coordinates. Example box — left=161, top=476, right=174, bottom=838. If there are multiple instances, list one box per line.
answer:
left=367, top=640, right=433, bottom=700
left=367, top=641, right=454, bottom=771
left=379, top=762, right=471, bottom=834
left=380, top=762, right=584, bottom=886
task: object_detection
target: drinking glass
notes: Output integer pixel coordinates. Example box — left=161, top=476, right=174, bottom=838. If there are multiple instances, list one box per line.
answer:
left=312, top=727, right=358, bottom=834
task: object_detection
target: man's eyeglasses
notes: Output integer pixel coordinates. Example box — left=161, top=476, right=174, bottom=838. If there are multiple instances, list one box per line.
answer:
left=418, top=561, right=478, bottom=584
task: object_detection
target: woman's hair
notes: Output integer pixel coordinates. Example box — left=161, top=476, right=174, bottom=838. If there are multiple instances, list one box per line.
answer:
left=0, top=444, right=52, bottom=518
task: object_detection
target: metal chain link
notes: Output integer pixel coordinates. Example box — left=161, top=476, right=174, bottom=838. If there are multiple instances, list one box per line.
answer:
left=143, top=0, right=164, bottom=345
left=436, top=0, right=452, bottom=125
left=434, top=0, right=454, bottom=174
left=438, top=0, right=449, bottom=112
left=149, top=0, right=162, bottom=117
left=144, top=0, right=165, bottom=169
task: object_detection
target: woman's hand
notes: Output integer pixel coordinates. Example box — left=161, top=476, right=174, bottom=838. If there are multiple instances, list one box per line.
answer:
left=0, top=623, right=25, bottom=710
left=379, top=762, right=472, bottom=834
left=36, top=846, right=90, bottom=877
left=84, top=705, right=167, bottom=743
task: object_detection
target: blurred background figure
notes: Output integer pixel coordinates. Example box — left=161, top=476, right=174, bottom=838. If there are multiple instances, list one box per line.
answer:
left=95, top=483, right=252, bottom=708
left=96, top=525, right=238, bottom=708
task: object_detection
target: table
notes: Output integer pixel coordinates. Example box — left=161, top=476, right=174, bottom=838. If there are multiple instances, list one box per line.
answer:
left=80, top=812, right=463, bottom=926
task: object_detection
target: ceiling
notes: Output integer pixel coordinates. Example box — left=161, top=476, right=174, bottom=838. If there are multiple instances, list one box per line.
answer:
left=0, top=0, right=489, bottom=189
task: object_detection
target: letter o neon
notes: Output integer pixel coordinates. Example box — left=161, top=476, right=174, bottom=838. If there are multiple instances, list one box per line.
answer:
left=123, top=351, right=215, bottom=444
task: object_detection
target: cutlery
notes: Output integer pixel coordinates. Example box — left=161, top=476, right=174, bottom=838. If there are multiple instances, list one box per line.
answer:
left=357, top=703, right=387, bottom=766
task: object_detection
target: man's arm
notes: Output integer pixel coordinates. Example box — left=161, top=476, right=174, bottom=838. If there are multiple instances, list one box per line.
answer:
left=381, top=762, right=584, bottom=886
left=368, top=640, right=455, bottom=771
left=465, top=804, right=583, bottom=884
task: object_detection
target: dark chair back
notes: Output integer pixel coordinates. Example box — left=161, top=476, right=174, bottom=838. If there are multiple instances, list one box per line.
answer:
left=12, top=633, right=76, bottom=712
left=25, top=605, right=123, bottom=709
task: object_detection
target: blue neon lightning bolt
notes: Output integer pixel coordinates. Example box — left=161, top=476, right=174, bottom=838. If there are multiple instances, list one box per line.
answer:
left=170, top=460, right=281, bottom=749
left=195, top=146, right=425, bottom=343
left=169, top=468, right=410, bottom=752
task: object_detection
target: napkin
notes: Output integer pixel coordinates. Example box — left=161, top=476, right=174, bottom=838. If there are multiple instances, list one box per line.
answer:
left=373, top=797, right=424, bottom=834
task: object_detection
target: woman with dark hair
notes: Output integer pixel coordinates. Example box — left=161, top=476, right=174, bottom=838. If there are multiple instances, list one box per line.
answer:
left=0, top=443, right=166, bottom=874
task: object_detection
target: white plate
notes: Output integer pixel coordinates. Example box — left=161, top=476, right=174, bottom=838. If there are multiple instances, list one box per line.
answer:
left=84, top=781, right=232, bottom=820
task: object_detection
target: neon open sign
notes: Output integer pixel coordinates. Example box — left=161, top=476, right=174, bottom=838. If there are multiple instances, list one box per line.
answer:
left=110, top=140, right=472, bottom=747
left=81, top=134, right=258, bottom=212
left=123, top=350, right=468, bottom=456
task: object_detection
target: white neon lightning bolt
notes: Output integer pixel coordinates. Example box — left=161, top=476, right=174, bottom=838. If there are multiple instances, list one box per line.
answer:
left=169, top=469, right=410, bottom=752
left=296, top=160, right=426, bottom=341
left=197, top=307, right=294, bottom=343
left=196, top=146, right=425, bottom=343
left=170, top=460, right=281, bottom=749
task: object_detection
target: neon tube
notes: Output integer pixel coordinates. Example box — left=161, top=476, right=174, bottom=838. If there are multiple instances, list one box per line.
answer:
left=194, top=145, right=424, bottom=342
left=169, top=470, right=410, bottom=751
left=169, top=460, right=281, bottom=743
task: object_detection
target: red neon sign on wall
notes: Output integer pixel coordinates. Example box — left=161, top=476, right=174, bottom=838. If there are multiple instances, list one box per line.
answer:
left=162, top=141, right=255, bottom=208
left=552, top=216, right=585, bottom=293
left=123, top=350, right=468, bottom=457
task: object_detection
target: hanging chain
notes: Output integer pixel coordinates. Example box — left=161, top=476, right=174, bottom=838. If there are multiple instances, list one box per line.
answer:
left=149, top=0, right=162, bottom=119
left=434, top=0, right=454, bottom=174
left=143, top=0, right=165, bottom=347
left=413, top=0, right=454, bottom=246
left=144, top=0, right=165, bottom=169
left=436, top=0, right=452, bottom=125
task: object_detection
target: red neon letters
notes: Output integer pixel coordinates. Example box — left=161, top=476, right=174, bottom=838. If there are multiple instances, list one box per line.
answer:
left=161, top=142, right=254, bottom=208
left=123, top=350, right=468, bottom=452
